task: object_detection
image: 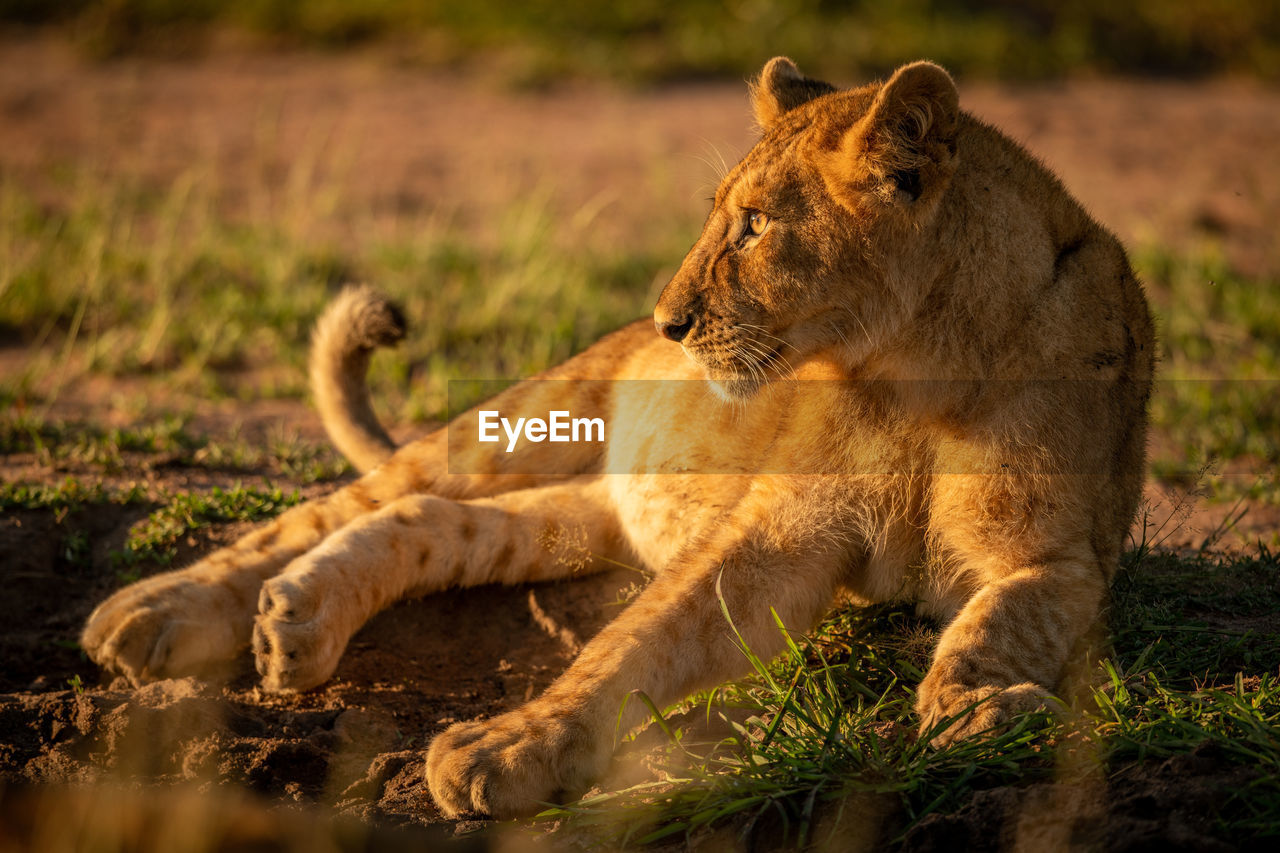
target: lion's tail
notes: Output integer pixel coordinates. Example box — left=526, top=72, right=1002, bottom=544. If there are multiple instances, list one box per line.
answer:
left=309, top=285, right=407, bottom=474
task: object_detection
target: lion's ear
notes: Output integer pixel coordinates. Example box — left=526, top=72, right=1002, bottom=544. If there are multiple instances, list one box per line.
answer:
left=845, top=62, right=960, bottom=204
left=750, top=57, right=836, bottom=131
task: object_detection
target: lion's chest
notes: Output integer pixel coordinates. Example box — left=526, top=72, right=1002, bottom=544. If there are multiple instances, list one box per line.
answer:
left=601, top=379, right=933, bottom=592
left=608, top=472, right=747, bottom=570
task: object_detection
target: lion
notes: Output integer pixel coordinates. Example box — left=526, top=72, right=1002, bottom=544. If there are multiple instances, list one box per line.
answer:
left=81, top=57, right=1154, bottom=819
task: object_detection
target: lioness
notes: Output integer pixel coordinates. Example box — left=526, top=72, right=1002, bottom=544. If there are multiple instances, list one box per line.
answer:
left=82, top=58, right=1153, bottom=818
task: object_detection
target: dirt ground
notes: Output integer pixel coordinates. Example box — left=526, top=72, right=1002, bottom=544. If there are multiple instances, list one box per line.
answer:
left=2, top=35, right=1279, bottom=850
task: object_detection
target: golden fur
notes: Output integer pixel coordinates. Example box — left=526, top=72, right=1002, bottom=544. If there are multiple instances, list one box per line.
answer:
left=81, top=58, right=1154, bottom=819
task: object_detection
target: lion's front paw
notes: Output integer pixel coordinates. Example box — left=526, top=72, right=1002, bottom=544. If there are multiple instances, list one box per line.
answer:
left=916, top=680, right=1050, bottom=747
left=252, top=575, right=348, bottom=692
left=81, top=574, right=244, bottom=684
left=425, top=708, right=603, bottom=819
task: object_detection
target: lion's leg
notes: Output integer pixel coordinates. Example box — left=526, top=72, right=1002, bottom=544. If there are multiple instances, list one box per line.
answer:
left=80, top=440, right=593, bottom=687
left=915, top=550, right=1106, bottom=745
left=424, top=516, right=847, bottom=818
left=251, top=477, right=629, bottom=691
left=80, top=350, right=631, bottom=685
left=79, top=482, right=409, bottom=684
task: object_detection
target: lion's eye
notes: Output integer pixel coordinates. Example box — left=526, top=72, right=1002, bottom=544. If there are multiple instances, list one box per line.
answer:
left=747, top=210, right=769, bottom=236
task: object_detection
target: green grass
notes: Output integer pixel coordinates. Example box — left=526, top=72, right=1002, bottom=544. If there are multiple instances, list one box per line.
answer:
left=5, top=165, right=1275, bottom=489
left=539, top=542, right=1280, bottom=847
left=1134, top=245, right=1280, bottom=502
left=2, top=412, right=316, bottom=579
left=112, top=482, right=301, bottom=572
left=0, top=469, right=301, bottom=585
left=0, top=472, right=301, bottom=579
left=2, top=412, right=196, bottom=466
left=0, top=168, right=674, bottom=423
left=0, top=474, right=148, bottom=513
left=1, top=411, right=350, bottom=482
left=3, top=0, right=1278, bottom=83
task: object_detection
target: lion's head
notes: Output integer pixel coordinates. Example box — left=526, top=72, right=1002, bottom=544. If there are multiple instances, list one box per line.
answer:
left=653, top=58, right=961, bottom=398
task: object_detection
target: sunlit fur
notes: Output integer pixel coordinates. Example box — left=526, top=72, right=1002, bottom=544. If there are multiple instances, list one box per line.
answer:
left=81, top=58, right=1154, bottom=819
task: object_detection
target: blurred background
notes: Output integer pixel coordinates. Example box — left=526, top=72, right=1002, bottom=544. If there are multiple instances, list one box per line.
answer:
left=2, top=0, right=1278, bottom=82
left=1, top=0, right=1277, bottom=470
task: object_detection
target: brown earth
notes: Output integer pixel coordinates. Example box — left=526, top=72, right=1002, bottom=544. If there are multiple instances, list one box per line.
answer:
left=0, top=439, right=642, bottom=847
left=1, top=34, right=1278, bottom=851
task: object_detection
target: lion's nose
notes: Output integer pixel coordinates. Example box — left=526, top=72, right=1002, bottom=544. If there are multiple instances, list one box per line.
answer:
left=655, top=315, right=693, bottom=342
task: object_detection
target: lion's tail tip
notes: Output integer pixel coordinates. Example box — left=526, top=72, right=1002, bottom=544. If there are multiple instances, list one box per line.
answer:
left=310, top=285, right=407, bottom=474
left=332, top=284, right=407, bottom=352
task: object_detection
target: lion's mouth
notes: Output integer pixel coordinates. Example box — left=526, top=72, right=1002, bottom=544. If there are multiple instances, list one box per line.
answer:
left=686, top=342, right=788, bottom=401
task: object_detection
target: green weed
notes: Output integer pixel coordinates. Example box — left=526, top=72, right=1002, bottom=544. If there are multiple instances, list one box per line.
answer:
left=1, top=412, right=197, bottom=469
left=1136, top=245, right=1280, bottom=488
left=112, top=482, right=302, bottom=570
left=1, top=412, right=350, bottom=482
left=0, top=476, right=148, bottom=513
left=1, top=473, right=302, bottom=575
left=543, top=543, right=1280, bottom=847
left=197, top=431, right=352, bottom=483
